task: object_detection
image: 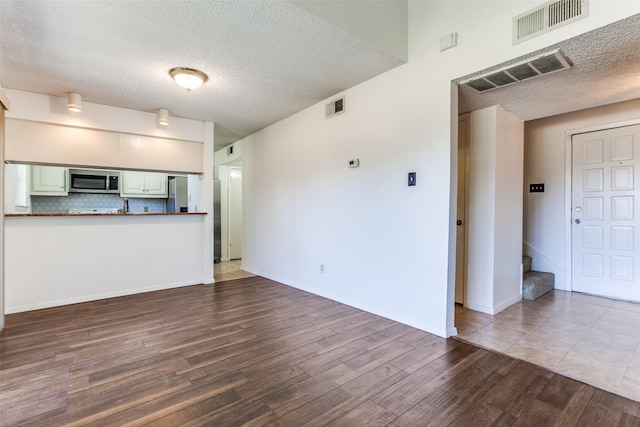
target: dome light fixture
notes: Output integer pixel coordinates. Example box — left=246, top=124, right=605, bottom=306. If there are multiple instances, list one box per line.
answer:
left=67, top=92, right=82, bottom=112
left=169, top=67, right=208, bottom=92
left=157, top=108, right=169, bottom=126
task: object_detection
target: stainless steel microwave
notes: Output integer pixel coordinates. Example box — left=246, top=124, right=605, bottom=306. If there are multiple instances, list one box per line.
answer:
left=68, top=169, right=120, bottom=193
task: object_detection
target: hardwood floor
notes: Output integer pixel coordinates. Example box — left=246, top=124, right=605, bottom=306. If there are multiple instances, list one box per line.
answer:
left=2, top=276, right=639, bottom=426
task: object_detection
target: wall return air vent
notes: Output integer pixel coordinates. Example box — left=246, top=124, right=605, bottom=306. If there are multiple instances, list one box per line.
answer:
left=461, top=49, right=573, bottom=93
left=325, top=96, right=345, bottom=119
left=514, top=0, right=588, bottom=44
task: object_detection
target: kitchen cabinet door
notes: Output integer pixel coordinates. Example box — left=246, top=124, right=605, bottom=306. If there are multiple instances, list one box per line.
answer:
left=31, top=165, right=68, bottom=196
left=121, top=171, right=146, bottom=195
left=121, top=171, right=167, bottom=198
left=145, top=172, right=167, bottom=196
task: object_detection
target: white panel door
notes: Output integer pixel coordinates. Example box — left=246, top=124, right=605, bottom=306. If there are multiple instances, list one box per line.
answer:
left=572, top=125, right=640, bottom=301
left=229, top=168, right=243, bottom=260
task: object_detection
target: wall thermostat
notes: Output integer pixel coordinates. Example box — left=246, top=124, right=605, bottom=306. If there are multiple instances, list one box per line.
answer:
left=348, top=158, right=360, bottom=168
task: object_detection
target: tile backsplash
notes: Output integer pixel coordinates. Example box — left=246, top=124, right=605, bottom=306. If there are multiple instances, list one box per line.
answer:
left=32, top=193, right=165, bottom=214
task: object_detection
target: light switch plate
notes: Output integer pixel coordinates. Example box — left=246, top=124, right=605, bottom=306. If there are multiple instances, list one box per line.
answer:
left=348, top=158, right=359, bottom=168
left=408, top=172, right=416, bottom=186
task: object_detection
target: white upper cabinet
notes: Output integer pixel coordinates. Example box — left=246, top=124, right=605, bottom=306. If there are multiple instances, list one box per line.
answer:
left=31, top=165, right=68, bottom=196
left=121, top=171, right=167, bottom=197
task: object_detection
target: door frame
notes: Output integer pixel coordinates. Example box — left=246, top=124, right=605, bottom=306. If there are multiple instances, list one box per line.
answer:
left=564, top=118, right=640, bottom=292
left=455, top=113, right=471, bottom=305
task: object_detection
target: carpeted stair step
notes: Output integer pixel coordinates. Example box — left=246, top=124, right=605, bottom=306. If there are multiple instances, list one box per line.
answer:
left=523, top=270, right=554, bottom=301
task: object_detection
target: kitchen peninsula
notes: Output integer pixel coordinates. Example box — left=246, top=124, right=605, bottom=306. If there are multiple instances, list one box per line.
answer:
left=6, top=212, right=206, bottom=217
left=5, top=212, right=210, bottom=313
left=3, top=90, right=215, bottom=316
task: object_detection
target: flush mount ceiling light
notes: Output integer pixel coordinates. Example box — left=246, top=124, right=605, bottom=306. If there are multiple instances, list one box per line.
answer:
left=67, top=92, right=82, bottom=112
left=157, top=108, right=169, bottom=126
left=169, top=67, right=208, bottom=92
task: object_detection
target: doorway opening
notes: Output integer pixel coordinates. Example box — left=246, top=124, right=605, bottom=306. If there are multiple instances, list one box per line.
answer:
left=214, top=143, right=250, bottom=282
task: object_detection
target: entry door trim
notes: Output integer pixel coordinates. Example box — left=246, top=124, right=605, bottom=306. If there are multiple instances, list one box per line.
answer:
left=564, top=119, right=640, bottom=292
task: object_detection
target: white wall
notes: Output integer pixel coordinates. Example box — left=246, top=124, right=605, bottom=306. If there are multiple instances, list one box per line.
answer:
left=240, top=2, right=639, bottom=336
left=2, top=91, right=215, bottom=313
left=4, top=89, right=205, bottom=142
left=466, top=106, right=523, bottom=315
left=5, top=215, right=205, bottom=312
left=524, top=98, right=640, bottom=290
left=290, top=0, right=408, bottom=61
left=494, top=107, right=524, bottom=311
left=466, top=107, right=497, bottom=313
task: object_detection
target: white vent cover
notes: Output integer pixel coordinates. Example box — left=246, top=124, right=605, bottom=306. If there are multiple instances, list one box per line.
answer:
left=460, top=49, right=573, bottom=93
left=514, top=0, right=588, bottom=44
left=325, top=96, right=345, bottom=118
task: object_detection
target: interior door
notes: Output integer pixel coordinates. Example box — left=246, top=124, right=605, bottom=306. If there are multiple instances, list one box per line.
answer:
left=229, top=167, right=243, bottom=260
left=572, top=124, right=640, bottom=301
left=455, top=115, right=470, bottom=304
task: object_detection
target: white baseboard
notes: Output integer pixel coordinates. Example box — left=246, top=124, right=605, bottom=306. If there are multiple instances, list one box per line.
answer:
left=6, top=280, right=202, bottom=314
left=244, top=267, right=454, bottom=338
left=466, top=293, right=521, bottom=315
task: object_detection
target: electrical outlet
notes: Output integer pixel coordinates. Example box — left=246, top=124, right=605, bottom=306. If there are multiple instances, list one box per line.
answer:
left=320, top=264, right=325, bottom=273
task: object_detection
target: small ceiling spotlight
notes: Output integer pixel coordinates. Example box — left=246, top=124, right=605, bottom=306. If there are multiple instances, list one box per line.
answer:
left=169, top=67, right=208, bottom=92
left=67, top=92, right=82, bottom=112
left=157, top=108, right=169, bottom=126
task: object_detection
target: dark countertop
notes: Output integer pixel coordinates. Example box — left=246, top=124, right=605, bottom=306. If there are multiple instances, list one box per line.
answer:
left=5, top=212, right=207, bottom=217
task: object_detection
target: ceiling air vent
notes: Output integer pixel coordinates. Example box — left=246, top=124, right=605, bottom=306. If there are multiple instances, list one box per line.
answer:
left=460, top=49, right=572, bottom=93
left=514, top=0, right=588, bottom=44
left=326, top=96, right=345, bottom=119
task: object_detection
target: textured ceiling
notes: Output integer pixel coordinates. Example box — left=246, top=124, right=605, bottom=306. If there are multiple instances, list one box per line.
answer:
left=458, top=14, right=640, bottom=121
left=1, top=2, right=638, bottom=151
left=0, top=1, right=405, bottom=149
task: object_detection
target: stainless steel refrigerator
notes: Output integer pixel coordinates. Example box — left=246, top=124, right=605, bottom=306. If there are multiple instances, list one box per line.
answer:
left=166, top=176, right=188, bottom=213
left=214, top=179, right=221, bottom=263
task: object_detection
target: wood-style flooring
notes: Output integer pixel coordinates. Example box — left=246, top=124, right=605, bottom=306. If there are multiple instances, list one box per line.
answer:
left=1, top=276, right=639, bottom=426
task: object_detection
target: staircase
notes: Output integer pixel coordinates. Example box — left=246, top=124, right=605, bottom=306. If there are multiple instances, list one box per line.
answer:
left=522, top=256, right=554, bottom=300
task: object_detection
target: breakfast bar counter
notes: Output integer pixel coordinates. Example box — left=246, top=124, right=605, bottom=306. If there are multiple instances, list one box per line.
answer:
left=5, top=212, right=207, bottom=217
left=4, top=211, right=213, bottom=314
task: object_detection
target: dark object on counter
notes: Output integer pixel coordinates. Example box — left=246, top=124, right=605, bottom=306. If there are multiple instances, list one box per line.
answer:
left=214, top=179, right=221, bottom=263
left=123, top=198, right=129, bottom=213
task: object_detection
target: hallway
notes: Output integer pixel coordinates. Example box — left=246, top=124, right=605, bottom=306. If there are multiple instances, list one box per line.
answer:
left=455, top=290, right=640, bottom=402
left=214, top=259, right=255, bottom=282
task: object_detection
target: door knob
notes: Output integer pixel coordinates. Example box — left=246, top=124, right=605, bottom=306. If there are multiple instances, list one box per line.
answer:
left=574, top=219, right=581, bottom=224
left=457, top=220, right=463, bottom=226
